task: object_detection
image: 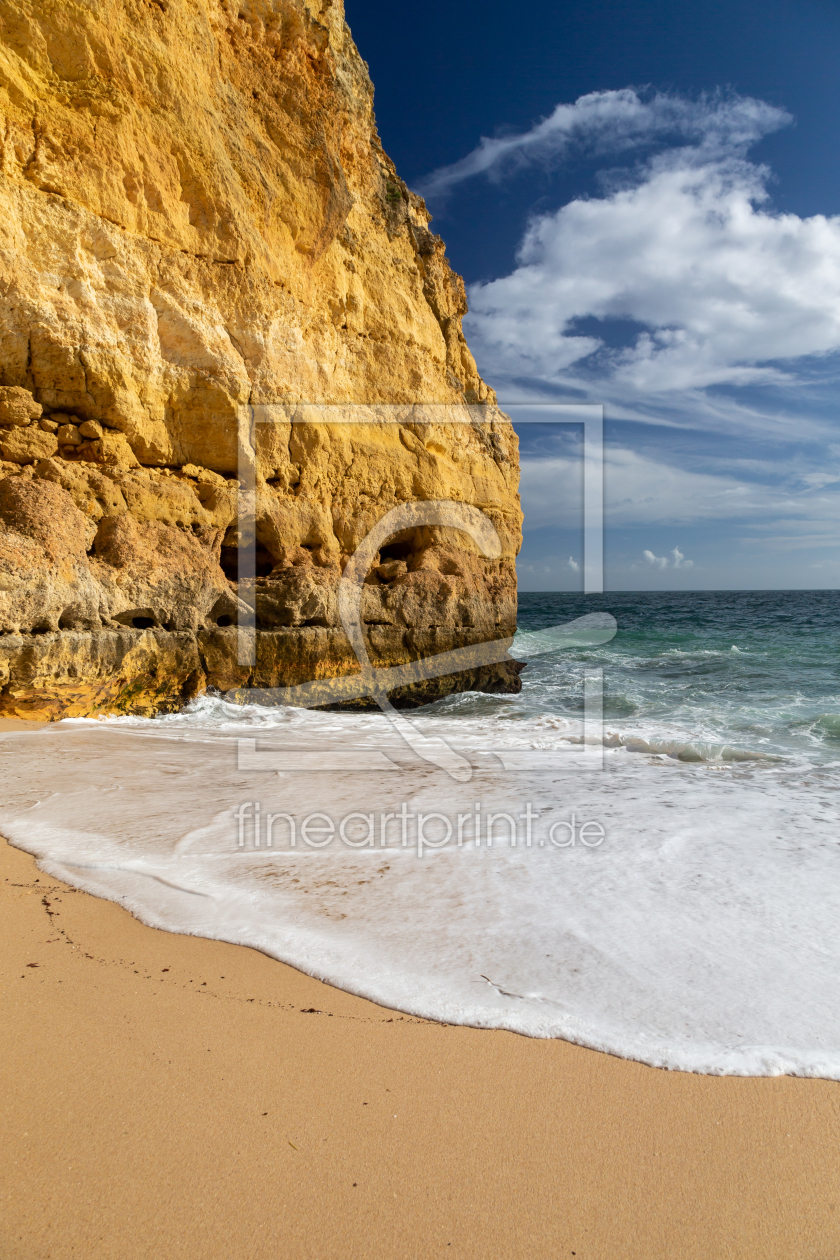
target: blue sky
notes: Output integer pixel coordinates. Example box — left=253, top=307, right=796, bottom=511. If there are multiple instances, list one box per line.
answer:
left=347, top=0, right=840, bottom=590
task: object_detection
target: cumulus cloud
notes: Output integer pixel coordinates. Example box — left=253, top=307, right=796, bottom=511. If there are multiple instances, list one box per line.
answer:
left=643, top=547, right=694, bottom=570
left=449, top=91, right=840, bottom=398
left=567, top=556, right=580, bottom=572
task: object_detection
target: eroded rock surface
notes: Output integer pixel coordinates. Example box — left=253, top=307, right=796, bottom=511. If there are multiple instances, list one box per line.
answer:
left=0, top=0, right=521, bottom=718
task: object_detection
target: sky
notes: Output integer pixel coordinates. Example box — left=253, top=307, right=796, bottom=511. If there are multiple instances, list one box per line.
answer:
left=346, top=0, right=840, bottom=591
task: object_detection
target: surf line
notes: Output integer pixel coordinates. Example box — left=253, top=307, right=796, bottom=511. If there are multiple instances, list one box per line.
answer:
left=226, top=501, right=617, bottom=780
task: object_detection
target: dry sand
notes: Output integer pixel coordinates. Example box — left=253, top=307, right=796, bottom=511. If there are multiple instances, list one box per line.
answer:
left=2, top=723, right=840, bottom=1259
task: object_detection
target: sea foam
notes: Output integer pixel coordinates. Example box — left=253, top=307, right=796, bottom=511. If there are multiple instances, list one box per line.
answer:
left=3, top=693, right=840, bottom=1078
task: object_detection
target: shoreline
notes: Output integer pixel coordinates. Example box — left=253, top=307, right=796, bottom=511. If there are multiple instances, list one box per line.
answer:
left=3, top=827, right=840, bottom=1258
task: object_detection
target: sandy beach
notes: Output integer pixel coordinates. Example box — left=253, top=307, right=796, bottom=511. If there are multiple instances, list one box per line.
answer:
left=3, top=0, right=839, bottom=1252
left=3, top=718, right=840, bottom=1260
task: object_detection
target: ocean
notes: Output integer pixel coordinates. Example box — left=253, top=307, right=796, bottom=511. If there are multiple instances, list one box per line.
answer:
left=2, top=589, right=839, bottom=1076
left=515, top=589, right=840, bottom=763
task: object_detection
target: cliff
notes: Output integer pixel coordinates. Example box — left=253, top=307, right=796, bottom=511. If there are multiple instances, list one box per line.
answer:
left=0, top=0, right=522, bottom=718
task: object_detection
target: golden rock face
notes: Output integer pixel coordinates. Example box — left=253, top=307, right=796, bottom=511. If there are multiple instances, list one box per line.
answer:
left=0, top=0, right=522, bottom=718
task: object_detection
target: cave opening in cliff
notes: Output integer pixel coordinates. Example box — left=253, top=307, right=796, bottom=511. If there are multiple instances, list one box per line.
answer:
left=379, top=539, right=415, bottom=563
left=220, top=545, right=275, bottom=580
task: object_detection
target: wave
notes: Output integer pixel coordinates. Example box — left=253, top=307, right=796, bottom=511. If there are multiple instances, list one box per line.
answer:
left=2, top=704, right=840, bottom=1078
left=813, top=714, right=840, bottom=743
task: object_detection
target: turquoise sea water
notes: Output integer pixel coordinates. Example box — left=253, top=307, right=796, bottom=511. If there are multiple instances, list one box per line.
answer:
left=2, top=588, right=840, bottom=1075
left=439, top=589, right=840, bottom=766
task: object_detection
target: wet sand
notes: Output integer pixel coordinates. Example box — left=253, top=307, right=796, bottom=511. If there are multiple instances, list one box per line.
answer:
left=2, top=715, right=839, bottom=1258
left=3, top=834, right=840, bottom=1259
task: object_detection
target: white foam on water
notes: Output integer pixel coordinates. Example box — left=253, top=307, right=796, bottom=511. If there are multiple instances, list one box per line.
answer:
left=3, top=696, right=840, bottom=1077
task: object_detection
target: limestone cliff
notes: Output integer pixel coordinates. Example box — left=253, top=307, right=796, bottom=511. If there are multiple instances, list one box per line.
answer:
left=0, top=0, right=521, bottom=718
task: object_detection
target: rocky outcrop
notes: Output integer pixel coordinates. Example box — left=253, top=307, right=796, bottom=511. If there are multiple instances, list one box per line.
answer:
left=0, top=0, right=521, bottom=718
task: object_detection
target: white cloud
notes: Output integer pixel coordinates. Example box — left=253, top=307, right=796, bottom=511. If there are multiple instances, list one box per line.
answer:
left=519, top=445, right=797, bottom=529
left=642, top=546, right=693, bottom=570
left=437, top=89, right=840, bottom=582
left=801, top=472, right=840, bottom=489
left=517, top=444, right=840, bottom=552
left=418, top=88, right=788, bottom=204
left=450, top=91, right=840, bottom=398
left=466, top=157, right=840, bottom=394
left=567, top=556, right=580, bottom=572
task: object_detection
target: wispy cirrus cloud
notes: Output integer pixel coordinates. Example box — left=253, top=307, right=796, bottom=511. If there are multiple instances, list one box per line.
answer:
left=518, top=445, right=840, bottom=532
left=418, top=88, right=789, bottom=205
